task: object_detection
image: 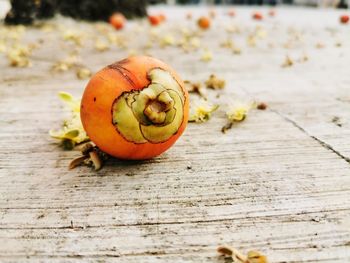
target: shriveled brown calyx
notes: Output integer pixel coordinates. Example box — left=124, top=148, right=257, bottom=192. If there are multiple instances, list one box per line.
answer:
left=69, top=142, right=109, bottom=171
left=112, top=68, right=185, bottom=144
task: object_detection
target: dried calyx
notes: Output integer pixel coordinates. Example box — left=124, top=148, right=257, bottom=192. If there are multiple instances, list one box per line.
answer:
left=69, top=142, right=108, bottom=171
left=112, top=68, right=185, bottom=144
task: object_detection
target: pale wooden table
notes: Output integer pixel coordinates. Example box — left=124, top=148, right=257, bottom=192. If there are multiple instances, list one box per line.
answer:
left=0, top=6, right=349, bottom=263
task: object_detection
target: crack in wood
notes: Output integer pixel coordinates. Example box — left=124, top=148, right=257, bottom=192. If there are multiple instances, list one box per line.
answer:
left=273, top=110, right=350, bottom=165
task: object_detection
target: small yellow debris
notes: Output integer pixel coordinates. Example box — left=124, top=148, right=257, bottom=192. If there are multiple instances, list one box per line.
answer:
left=189, top=99, right=219, bottom=123
left=7, top=45, right=32, bottom=67
left=63, top=30, right=83, bottom=46
left=205, top=74, right=225, bottom=90
left=128, top=49, right=138, bottom=57
left=255, top=26, right=267, bottom=39
left=225, top=25, right=240, bottom=34
left=95, top=39, right=110, bottom=52
left=76, top=67, right=92, bottom=80
left=281, top=55, right=293, bottom=68
left=233, top=46, right=242, bottom=54
left=52, top=55, right=80, bottom=72
left=217, top=245, right=269, bottom=263
left=298, top=53, right=308, bottom=63
left=220, top=39, right=234, bottom=49
left=247, top=35, right=256, bottom=47
left=160, top=34, right=175, bottom=47
left=315, top=42, right=325, bottom=49
left=201, top=49, right=213, bottom=62
left=190, top=37, right=201, bottom=49
left=0, top=41, right=7, bottom=53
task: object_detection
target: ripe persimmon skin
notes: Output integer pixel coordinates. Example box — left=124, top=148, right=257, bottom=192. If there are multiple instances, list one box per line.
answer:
left=80, top=56, right=189, bottom=160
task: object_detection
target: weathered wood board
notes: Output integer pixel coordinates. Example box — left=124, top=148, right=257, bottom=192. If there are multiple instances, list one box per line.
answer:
left=0, top=6, right=349, bottom=263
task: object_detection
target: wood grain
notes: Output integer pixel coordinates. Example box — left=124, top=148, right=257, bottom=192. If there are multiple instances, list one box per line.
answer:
left=0, top=6, right=350, bottom=263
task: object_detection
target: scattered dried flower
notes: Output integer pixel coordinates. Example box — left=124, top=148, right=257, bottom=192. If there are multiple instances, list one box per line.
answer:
left=201, top=49, right=213, bottom=62
left=222, top=101, right=252, bottom=133
left=233, top=46, right=242, bottom=54
left=217, top=245, right=269, bottom=263
left=160, top=34, right=175, bottom=47
left=76, top=67, right=92, bottom=80
left=63, top=30, right=83, bottom=46
left=281, top=55, right=293, bottom=68
left=315, top=42, right=325, bottom=49
left=49, top=92, right=88, bottom=150
left=7, top=45, right=32, bottom=67
left=185, top=80, right=206, bottom=98
left=205, top=74, right=225, bottom=90
left=189, top=99, right=219, bottom=123
left=51, top=55, right=80, bottom=72
left=220, top=39, right=234, bottom=49
left=247, top=35, right=257, bottom=47
left=95, top=39, right=110, bottom=52
left=298, top=53, right=308, bottom=63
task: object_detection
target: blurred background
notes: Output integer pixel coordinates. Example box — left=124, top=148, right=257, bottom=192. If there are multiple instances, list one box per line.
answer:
left=0, top=0, right=348, bottom=25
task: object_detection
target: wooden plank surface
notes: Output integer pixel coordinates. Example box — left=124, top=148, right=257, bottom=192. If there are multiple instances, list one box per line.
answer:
left=0, top=6, right=350, bottom=263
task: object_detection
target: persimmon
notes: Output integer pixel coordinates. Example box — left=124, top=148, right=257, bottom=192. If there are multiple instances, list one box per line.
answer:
left=252, top=12, right=263, bottom=21
left=227, top=10, right=235, bottom=17
left=197, top=16, right=210, bottom=30
left=80, top=56, right=189, bottom=160
left=268, top=10, right=275, bottom=17
left=340, top=14, right=349, bottom=24
left=158, top=13, right=166, bottom=22
left=109, top=13, right=125, bottom=30
left=148, top=15, right=162, bottom=26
